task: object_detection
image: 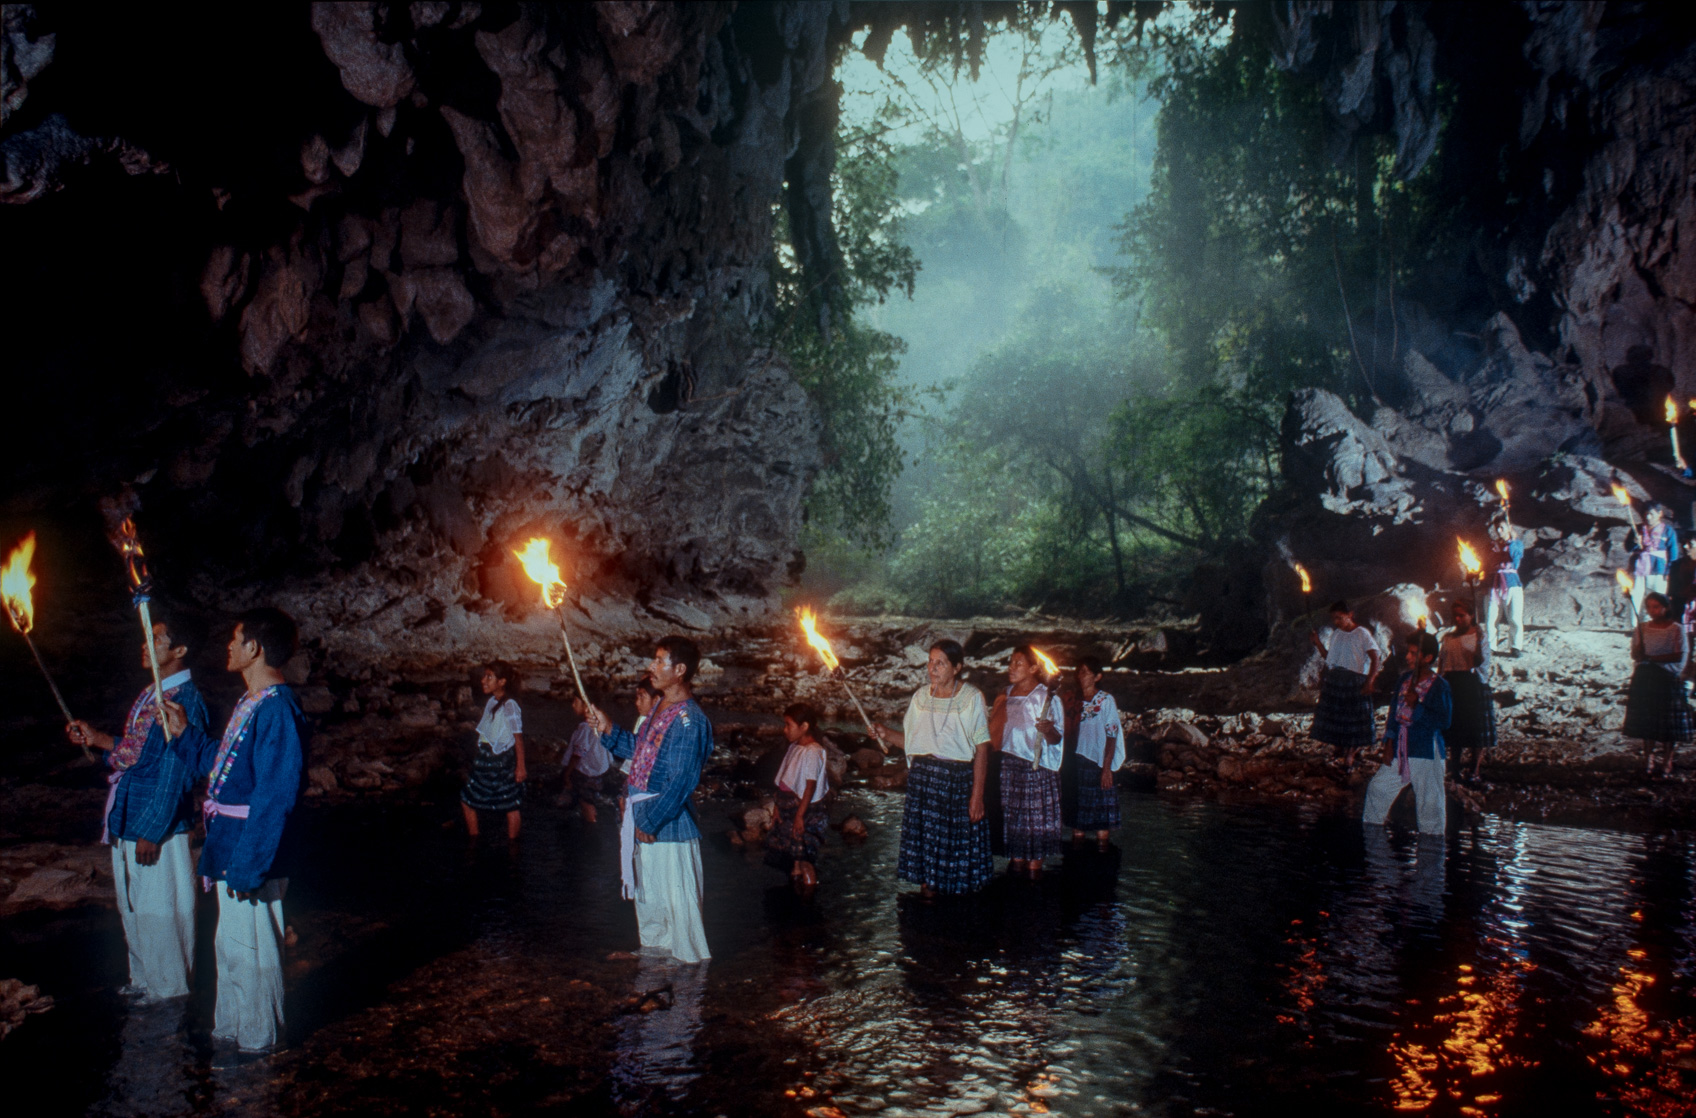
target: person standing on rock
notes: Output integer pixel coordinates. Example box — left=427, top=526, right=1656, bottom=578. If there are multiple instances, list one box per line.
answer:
left=990, top=646, right=1064, bottom=880
left=871, top=639, right=993, bottom=900
left=1623, top=592, right=1691, bottom=778
left=1310, top=601, right=1381, bottom=768
left=1069, top=656, right=1124, bottom=851
left=1486, top=518, right=1527, bottom=656
left=1630, top=504, right=1679, bottom=621
left=1363, top=632, right=1452, bottom=836
left=587, top=636, right=713, bottom=963
left=160, top=607, right=306, bottom=1055
left=1438, top=601, right=1495, bottom=783
left=460, top=663, right=527, bottom=842
left=65, top=615, right=209, bottom=1004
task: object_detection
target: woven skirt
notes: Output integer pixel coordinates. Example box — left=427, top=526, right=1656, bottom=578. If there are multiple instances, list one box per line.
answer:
left=1073, top=758, right=1120, bottom=831
left=1623, top=664, right=1695, bottom=742
left=765, top=788, right=828, bottom=870
left=1312, top=668, right=1376, bottom=751
left=1444, top=670, right=1498, bottom=752
left=1000, top=755, right=1063, bottom=861
left=898, top=756, right=992, bottom=895
left=461, top=744, right=523, bottom=812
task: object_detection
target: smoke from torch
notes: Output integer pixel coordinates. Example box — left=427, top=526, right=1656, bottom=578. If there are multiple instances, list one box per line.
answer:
left=512, top=537, right=587, bottom=702
left=2, top=534, right=85, bottom=757
left=799, top=609, right=885, bottom=751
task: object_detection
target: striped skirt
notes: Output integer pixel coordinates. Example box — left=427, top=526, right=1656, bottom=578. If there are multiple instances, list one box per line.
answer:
left=765, top=789, right=828, bottom=870
left=461, top=744, right=523, bottom=812
left=1073, top=757, right=1120, bottom=831
left=1312, top=668, right=1376, bottom=751
left=1000, top=755, right=1063, bottom=861
left=1623, top=664, right=1695, bottom=743
left=1444, top=670, right=1497, bottom=752
left=898, top=756, right=992, bottom=895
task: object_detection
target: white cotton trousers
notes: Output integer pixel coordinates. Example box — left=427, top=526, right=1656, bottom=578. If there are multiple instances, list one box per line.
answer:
left=1363, top=759, right=1448, bottom=836
left=110, top=833, right=196, bottom=1000
left=213, top=876, right=288, bottom=1052
left=633, top=840, right=710, bottom=964
left=1486, top=585, right=1526, bottom=653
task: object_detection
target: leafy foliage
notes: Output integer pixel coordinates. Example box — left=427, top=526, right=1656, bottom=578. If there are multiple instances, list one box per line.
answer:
left=772, top=108, right=923, bottom=548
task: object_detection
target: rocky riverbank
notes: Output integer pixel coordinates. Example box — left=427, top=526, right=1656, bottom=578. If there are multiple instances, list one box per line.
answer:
left=4, top=609, right=1692, bottom=928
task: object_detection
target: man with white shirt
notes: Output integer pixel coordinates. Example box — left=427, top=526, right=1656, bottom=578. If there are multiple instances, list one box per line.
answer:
left=67, top=616, right=209, bottom=1002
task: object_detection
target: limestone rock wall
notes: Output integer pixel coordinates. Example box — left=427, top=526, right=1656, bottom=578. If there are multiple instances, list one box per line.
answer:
left=0, top=2, right=840, bottom=670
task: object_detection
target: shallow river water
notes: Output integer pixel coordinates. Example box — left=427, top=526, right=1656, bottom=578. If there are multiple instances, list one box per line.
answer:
left=3, top=791, right=1693, bottom=1117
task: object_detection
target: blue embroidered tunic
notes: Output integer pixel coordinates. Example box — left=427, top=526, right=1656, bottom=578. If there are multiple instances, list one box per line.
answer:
left=175, top=685, right=307, bottom=892
left=604, top=698, right=713, bottom=842
left=105, top=670, right=209, bottom=844
left=1379, top=672, right=1453, bottom=760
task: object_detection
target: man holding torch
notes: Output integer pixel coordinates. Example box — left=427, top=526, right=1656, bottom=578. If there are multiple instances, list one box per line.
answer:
left=161, top=607, right=306, bottom=1055
left=65, top=615, right=209, bottom=1003
left=585, top=636, right=713, bottom=965
left=1485, top=517, right=1526, bottom=657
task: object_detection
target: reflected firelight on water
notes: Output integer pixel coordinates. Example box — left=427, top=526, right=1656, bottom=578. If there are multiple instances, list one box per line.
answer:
left=1583, top=949, right=1696, bottom=1117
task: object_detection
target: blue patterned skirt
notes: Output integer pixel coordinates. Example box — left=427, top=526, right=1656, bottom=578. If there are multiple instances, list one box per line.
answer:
left=461, top=743, right=522, bottom=812
left=1073, top=758, right=1120, bottom=831
left=1623, top=664, right=1695, bottom=742
left=1000, top=756, right=1063, bottom=861
left=898, top=756, right=992, bottom=895
left=1312, top=668, right=1376, bottom=751
left=765, top=789, right=828, bottom=870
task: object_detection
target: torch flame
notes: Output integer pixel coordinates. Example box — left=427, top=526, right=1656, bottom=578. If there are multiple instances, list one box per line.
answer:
left=2, top=533, right=38, bottom=634
left=1617, top=569, right=1634, bottom=596
left=1611, top=483, right=1633, bottom=507
left=112, top=517, right=151, bottom=592
left=1457, top=539, right=1483, bottom=578
left=512, top=537, right=567, bottom=609
left=1668, top=396, right=1680, bottom=424
left=1294, top=563, right=1312, bottom=594
left=798, top=608, right=840, bottom=671
left=1495, top=479, right=1509, bottom=504
left=1031, top=647, right=1060, bottom=677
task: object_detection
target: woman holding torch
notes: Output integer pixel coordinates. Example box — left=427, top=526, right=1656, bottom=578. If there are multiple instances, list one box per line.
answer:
left=1437, top=601, right=1495, bottom=783
left=1623, top=591, right=1691, bottom=778
left=870, top=640, right=993, bottom=900
left=989, top=646, right=1064, bottom=880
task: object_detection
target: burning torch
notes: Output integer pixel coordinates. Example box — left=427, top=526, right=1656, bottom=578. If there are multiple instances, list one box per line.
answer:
left=799, top=609, right=885, bottom=752
left=1030, top=647, right=1061, bottom=725
left=1495, top=479, right=1511, bottom=527
left=512, top=537, right=588, bottom=703
left=1617, top=569, right=1638, bottom=628
left=1458, top=537, right=1483, bottom=617
left=1294, top=562, right=1314, bottom=622
left=108, top=518, right=172, bottom=740
left=2, top=534, right=87, bottom=759
left=1669, top=396, right=1691, bottom=477
left=1611, top=482, right=1641, bottom=544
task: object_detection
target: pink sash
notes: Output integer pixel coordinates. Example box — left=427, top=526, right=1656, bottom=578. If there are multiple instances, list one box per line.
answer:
left=1394, top=675, right=1437, bottom=784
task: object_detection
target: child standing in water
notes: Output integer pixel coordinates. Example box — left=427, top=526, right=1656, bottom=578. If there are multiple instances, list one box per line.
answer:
left=561, top=693, right=613, bottom=823
left=766, top=703, right=830, bottom=889
left=461, top=663, right=527, bottom=841
left=1070, top=656, right=1124, bottom=850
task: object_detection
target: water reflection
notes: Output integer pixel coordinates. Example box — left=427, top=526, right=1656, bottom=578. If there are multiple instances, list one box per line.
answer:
left=610, top=954, right=708, bottom=1111
left=4, top=795, right=1693, bottom=1116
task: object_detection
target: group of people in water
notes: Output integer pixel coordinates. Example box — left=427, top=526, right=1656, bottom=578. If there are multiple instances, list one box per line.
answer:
left=52, top=504, right=1690, bottom=1055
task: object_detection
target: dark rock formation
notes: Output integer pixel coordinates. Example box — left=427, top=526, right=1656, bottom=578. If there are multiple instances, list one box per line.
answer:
left=1227, top=2, right=1696, bottom=665
left=0, top=2, right=841, bottom=669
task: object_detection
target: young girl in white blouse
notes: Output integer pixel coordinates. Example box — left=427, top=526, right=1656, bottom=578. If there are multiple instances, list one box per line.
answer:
left=766, top=703, right=830, bottom=889
left=460, top=662, right=527, bottom=841
left=1070, top=656, right=1124, bottom=850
